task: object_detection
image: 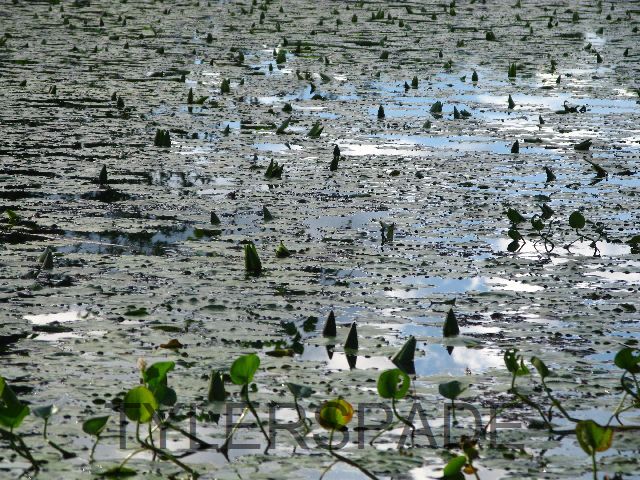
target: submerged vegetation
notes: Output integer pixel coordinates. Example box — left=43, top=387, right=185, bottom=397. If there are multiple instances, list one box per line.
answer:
left=1, top=0, right=639, bottom=479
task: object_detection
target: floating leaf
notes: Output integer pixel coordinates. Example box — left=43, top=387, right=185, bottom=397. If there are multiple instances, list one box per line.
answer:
left=159, top=339, right=182, bottom=349
left=265, top=348, right=294, bottom=357
left=540, top=203, right=554, bottom=220
left=100, top=466, right=137, bottom=478
left=508, top=228, right=522, bottom=241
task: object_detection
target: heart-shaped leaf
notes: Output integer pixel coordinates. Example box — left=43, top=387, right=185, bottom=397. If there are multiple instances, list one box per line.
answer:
left=569, top=211, right=586, bottom=229
left=575, top=420, right=613, bottom=455
left=83, top=415, right=110, bottom=436
left=438, top=380, right=468, bottom=400
left=0, top=376, right=30, bottom=429
left=230, top=353, right=260, bottom=385
left=287, top=383, right=313, bottom=399
left=33, top=404, right=58, bottom=420
left=123, top=386, right=158, bottom=424
left=443, top=455, right=467, bottom=477
left=614, top=348, right=640, bottom=374
left=531, top=356, right=550, bottom=379
left=316, top=398, right=354, bottom=431
left=377, top=369, right=411, bottom=400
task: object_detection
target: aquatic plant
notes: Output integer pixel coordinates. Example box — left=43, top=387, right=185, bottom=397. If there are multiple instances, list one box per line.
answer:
left=323, top=310, right=337, bottom=337
left=109, top=360, right=199, bottom=477
left=375, top=369, right=415, bottom=440
left=228, top=354, right=270, bottom=446
left=154, top=129, right=171, bottom=147
left=82, top=415, right=110, bottom=463
left=443, top=308, right=460, bottom=337
left=430, top=100, right=443, bottom=115
left=244, top=242, right=262, bottom=275
left=275, top=241, right=291, bottom=258
left=344, top=322, right=358, bottom=351
left=0, top=376, right=39, bottom=471
left=438, top=380, right=468, bottom=420
left=265, top=159, right=284, bottom=178
left=276, top=117, right=290, bottom=134
left=307, top=122, right=323, bottom=138
left=98, top=165, right=108, bottom=186
left=317, top=398, right=378, bottom=479
left=220, top=78, right=231, bottom=94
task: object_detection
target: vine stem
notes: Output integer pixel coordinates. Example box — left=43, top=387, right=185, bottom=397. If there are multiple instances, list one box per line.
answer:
left=218, top=406, right=249, bottom=457
left=0, top=428, right=40, bottom=471
left=243, top=387, right=271, bottom=447
left=326, top=428, right=380, bottom=480
left=392, top=397, right=415, bottom=444
left=89, top=434, right=100, bottom=463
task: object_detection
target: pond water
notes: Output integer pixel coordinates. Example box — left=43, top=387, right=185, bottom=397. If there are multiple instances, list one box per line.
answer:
left=1, top=0, right=639, bottom=479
